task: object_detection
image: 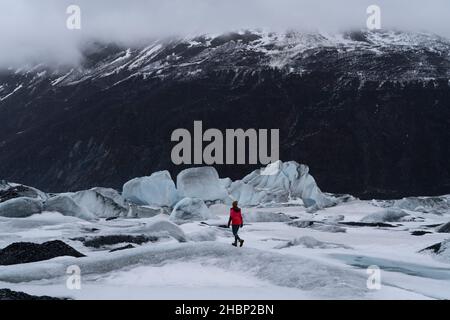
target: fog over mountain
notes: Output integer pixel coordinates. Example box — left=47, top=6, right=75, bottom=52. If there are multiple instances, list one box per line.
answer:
left=1, top=0, right=450, bottom=67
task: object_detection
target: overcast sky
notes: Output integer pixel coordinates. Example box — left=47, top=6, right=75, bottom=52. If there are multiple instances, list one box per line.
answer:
left=1, top=0, right=449, bottom=67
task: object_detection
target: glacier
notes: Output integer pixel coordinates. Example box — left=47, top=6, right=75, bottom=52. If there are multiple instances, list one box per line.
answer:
left=0, top=161, right=449, bottom=300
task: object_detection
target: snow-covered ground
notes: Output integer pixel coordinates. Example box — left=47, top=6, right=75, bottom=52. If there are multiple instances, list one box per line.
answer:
left=0, top=198, right=449, bottom=300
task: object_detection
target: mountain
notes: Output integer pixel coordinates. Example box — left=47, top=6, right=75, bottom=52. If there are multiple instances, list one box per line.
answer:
left=0, top=29, right=449, bottom=198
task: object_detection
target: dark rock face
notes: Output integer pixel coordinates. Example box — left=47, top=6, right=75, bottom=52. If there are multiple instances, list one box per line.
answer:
left=0, top=288, right=66, bottom=300
left=0, top=30, right=449, bottom=199
left=0, top=240, right=85, bottom=265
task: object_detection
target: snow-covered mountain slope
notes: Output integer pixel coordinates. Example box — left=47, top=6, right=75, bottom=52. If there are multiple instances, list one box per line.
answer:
left=2, top=30, right=450, bottom=89
left=0, top=30, right=449, bottom=197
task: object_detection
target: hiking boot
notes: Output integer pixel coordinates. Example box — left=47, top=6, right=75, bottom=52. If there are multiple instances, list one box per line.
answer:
left=239, top=239, right=244, bottom=247
left=232, top=242, right=237, bottom=247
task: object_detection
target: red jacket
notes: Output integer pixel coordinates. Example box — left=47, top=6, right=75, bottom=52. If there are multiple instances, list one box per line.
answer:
left=229, top=208, right=243, bottom=226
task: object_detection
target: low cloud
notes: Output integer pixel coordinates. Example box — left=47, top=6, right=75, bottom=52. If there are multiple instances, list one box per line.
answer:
left=1, top=0, right=449, bottom=67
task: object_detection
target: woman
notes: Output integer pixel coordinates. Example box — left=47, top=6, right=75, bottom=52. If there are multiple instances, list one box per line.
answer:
left=228, top=201, right=244, bottom=247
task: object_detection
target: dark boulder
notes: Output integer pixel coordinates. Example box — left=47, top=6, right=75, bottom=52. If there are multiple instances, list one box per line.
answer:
left=0, top=240, right=85, bottom=266
left=0, top=288, right=66, bottom=300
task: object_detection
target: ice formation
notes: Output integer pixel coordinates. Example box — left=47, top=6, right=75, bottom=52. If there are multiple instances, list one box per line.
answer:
left=229, top=161, right=336, bottom=208
left=170, top=198, right=213, bottom=223
left=176, top=167, right=229, bottom=203
left=122, top=171, right=179, bottom=207
left=0, top=197, right=44, bottom=218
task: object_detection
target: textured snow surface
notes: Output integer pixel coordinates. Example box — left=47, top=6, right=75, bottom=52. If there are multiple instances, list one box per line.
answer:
left=1, top=163, right=450, bottom=299
left=0, top=196, right=449, bottom=300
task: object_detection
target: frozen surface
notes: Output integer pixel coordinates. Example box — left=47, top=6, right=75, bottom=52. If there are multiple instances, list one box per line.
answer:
left=0, top=179, right=449, bottom=300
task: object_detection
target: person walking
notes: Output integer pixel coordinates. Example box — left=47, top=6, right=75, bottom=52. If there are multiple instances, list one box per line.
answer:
left=228, top=201, right=244, bottom=247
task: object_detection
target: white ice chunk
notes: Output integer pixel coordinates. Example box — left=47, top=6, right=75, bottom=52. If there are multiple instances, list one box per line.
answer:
left=177, top=167, right=229, bottom=203
left=170, top=197, right=214, bottom=223
left=122, top=171, right=179, bottom=207
left=127, top=218, right=187, bottom=242
left=44, top=188, right=127, bottom=220
left=0, top=197, right=43, bottom=218
left=219, top=178, right=232, bottom=189
left=44, top=194, right=95, bottom=220
left=229, top=181, right=272, bottom=206
left=232, top=161, right=336, bottom=209
left=244, top=211, right=291, bottom=223
left=0, top=181, right=48, bottom=201
left=275, top=236, right=352, bottom=249
left=70, top=189, right=127, bottom=218
left=361, top=208, right=409, bottom=223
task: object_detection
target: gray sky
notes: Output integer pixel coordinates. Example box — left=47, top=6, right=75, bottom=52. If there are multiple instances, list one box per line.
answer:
left=1, top=0, right=449, bottom=67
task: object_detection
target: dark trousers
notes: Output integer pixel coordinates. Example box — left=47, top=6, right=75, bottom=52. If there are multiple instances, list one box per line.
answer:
left=231, top=225, right=241, bottom=243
